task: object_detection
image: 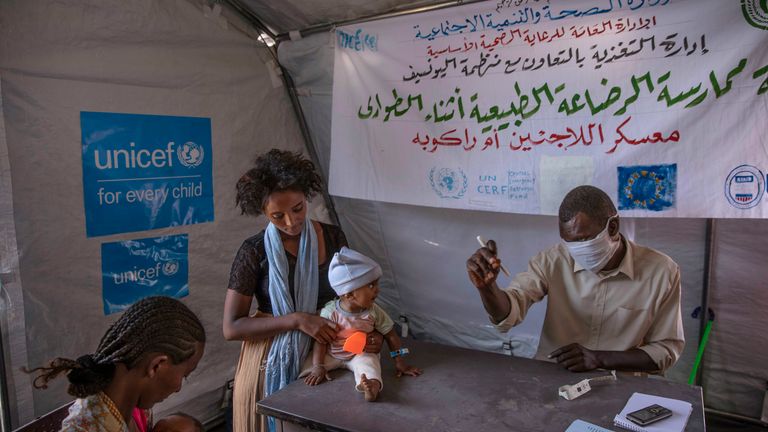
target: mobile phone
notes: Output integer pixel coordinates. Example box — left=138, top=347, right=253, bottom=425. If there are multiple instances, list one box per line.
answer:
left=626, top=404, right=673, bottom=426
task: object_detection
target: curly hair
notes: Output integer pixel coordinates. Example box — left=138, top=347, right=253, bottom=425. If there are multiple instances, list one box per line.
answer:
left=236, top=149, right=323, bottom=216
left=558, top=185, right=617, bottom=227
left=26, top=296, right=205, bottom=398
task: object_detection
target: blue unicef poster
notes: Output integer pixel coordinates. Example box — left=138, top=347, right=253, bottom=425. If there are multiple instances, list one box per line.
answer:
left=101, top=234, right=189, bottom=315
left=81, top=112, right=214, bottom=237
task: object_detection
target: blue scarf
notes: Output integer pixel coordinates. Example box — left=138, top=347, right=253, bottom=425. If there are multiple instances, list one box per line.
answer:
left=263, top=216, right=318, bottom=432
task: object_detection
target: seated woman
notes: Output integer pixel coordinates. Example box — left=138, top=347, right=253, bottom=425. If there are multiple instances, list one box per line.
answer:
left=27, top=296, right=206, bottom=432
left=222, top=149, right=382, bottom=432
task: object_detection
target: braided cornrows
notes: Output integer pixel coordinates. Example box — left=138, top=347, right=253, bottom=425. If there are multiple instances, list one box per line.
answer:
left=26, top=296, right=205, bottom=398
left=235, top=149, right=322, bottom=216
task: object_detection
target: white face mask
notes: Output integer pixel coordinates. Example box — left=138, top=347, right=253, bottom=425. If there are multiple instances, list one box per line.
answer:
left=563, top=216, right=620, bottom=273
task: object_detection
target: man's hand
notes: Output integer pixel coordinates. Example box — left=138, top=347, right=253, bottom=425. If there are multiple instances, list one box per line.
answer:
left=304, top=364, right=331, bottom=386
left=466, top=239, right=502, bottom=290
left=363, top=331, right=384, bottom=354
left=549, top=343, right=602, bottom=372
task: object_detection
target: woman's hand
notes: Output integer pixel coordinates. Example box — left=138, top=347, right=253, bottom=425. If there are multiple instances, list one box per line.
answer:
left=295, top=312, right=337, bottom=344
left=363, top=331, right=384, bottom=353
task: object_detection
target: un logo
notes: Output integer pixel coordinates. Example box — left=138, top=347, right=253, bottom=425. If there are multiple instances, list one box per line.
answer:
left=162, top=260, right=180, bottom=276
left=177, top=141, right=204, bottom=168
left=429, top=167, right=468, bottom=199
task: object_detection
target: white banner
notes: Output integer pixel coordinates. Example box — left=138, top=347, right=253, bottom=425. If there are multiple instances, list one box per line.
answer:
left=330, top=0, right=768, bottom=218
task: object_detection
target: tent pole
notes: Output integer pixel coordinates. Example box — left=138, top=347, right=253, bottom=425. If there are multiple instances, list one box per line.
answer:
left=222, top=0, right=277, bottom=39
left=281, top=69, right=342, bottom=226
left=275, top=0, right=488, bottom=41
left=696, top=218, right=715, bottom=387
left=221, top=0, right=341, bottom=226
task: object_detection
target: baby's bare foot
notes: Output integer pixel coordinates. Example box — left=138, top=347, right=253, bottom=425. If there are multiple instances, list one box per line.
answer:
left=360, top=373, right=381, bottom=402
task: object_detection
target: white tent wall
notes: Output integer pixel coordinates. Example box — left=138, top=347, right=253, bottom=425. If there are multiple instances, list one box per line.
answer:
left=0, top=0, right=765, bottom=427
left=0, top=0, right=315, bottom=426
left=703, top=220, right=768, bottom=418
left=279, top=30, right=767, bottom=417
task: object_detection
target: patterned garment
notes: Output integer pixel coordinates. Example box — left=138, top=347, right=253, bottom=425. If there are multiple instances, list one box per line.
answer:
left=60, top=392, right=129, bottom=432
left=320, top=299, right=394, bottom=361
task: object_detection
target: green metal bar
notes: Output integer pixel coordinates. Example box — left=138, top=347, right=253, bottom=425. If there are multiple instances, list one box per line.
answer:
left=688, top=320, right=713, bottom=385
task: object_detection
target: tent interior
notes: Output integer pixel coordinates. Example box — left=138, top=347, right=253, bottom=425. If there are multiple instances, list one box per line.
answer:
left=0, top=0, right=767, bottom=430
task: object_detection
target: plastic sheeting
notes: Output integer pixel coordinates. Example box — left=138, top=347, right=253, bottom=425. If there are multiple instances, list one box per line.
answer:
left=703, top=220, right=768, bottom=418
left=0, top=0, right=308, bottom=426
left=238, top=0, right=446, bottom=34
left=280, top=30, right=767, bottom=417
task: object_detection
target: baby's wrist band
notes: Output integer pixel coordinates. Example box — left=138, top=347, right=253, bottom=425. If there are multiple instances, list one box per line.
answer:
left=390, top=348, right=410, bottom=358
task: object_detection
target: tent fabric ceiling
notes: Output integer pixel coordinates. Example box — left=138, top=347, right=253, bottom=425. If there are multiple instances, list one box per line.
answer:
left=237, top=0, right=447, bottom=34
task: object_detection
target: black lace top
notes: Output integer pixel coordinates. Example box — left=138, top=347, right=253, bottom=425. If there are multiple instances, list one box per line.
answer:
left=227, top=222, right=348, bottom=314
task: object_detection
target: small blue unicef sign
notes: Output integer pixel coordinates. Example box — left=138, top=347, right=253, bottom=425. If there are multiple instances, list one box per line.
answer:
left=81, top=112, right=214, bottom=237
left=101, top=234, right=189, bottom=315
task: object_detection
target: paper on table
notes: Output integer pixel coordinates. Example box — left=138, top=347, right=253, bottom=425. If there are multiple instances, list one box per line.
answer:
left=565, top=419, right=615, bottom=432
left=613, top=392, right=692, bottom=432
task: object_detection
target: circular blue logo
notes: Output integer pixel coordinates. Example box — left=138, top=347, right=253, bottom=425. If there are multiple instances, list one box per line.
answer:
left=429, top=167, right=468, bottom=199
left=724, top=164, right=764, bottom=209
left=177, top=141, right=204, bottom=168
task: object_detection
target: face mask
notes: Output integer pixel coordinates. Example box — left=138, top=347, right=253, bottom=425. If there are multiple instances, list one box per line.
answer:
left=563, top=216, right=620, bottom=273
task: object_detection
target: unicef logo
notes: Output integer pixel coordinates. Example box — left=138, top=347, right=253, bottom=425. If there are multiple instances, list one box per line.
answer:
left=162, top=260, right=180, bottom=276
left=741, top=0, right=768, bottom=30
left=724, top=164, right=764, bottom=209
left=176, top=141, right=204, bottom=168
left=429, top=167, right=468, bottom=199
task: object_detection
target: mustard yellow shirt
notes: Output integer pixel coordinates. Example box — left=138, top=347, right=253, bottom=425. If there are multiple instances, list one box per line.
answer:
left=495, top=236, right=684, bottom=372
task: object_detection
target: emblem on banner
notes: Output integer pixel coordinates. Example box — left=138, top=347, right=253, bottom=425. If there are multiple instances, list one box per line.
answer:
left=429, top=167, right=468, bottom=199
left=162, top=260, right=180, bottom=276
left=177, top=141, right=205, bottom=168
left=724, top=164, right=764, bottom=209
left=617, top=164, right=677, bottom=211
left=741, top=0, right=768, bottom=30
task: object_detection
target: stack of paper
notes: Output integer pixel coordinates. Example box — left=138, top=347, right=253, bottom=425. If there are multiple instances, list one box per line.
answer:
left=565, top=419, right=615, bottom=432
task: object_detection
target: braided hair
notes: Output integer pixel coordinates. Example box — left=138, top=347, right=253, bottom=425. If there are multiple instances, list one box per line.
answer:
left=235, top=149, right=323, bottom=217
left=27, top=296, right=205, bottom=398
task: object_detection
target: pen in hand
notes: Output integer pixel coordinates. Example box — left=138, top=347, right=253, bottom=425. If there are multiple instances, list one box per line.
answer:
left=476, top=236, right=511, bottom=277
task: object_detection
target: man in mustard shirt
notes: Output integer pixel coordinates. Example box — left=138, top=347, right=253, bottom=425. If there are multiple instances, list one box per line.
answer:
left=466, top=185, right=684, bottom=373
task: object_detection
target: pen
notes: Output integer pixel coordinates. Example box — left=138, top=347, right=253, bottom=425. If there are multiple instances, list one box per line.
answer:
left=476, top=236, right=511, bottom=277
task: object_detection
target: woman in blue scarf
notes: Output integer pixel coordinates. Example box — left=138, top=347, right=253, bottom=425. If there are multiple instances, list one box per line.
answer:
left=223, top=149, right=382, bottom=432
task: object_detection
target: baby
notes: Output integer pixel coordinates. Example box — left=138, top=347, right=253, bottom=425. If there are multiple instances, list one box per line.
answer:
left=152, top=413, right=204, bottom=432
left=302, top=247, right=421, bottom=401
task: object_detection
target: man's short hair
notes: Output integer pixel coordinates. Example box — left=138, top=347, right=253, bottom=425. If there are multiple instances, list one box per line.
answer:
left=558, top=185, right=617, bottom=227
